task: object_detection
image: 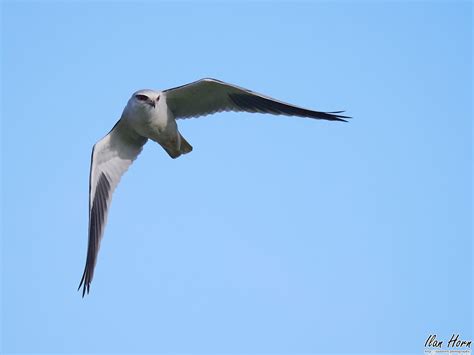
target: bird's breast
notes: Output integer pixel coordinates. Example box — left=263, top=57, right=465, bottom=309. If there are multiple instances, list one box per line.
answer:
left=125, top=102, right=176, bottom=141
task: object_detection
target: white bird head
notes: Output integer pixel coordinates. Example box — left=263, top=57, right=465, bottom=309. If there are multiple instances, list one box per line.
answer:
left=128, top=89, right=160, bottom=110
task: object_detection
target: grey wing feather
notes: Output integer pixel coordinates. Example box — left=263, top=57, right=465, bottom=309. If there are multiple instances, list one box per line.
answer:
left=78, top=120, right=147, bottom=297
left=164, top=78, right=350, bottom=121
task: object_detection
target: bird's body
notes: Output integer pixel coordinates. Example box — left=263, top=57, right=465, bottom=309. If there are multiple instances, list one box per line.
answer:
left=122, top=89, right=188, bottom=158
left=79, top=78, right=350, bottom=296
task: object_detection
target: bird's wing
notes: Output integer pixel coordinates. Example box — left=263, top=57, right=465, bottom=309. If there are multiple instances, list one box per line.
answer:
left=164, top=78, right=350, bottom=122
left=78, top=120, right=147, bottom=297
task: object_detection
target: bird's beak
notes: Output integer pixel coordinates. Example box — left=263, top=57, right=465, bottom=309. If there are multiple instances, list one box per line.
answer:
left=149, top=99, right=155, bottom=108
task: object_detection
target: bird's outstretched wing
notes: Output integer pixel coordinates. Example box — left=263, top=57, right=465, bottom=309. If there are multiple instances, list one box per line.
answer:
left=78, top=120, right=147, bottom=297
left=164, top=78, right=350, bottom=122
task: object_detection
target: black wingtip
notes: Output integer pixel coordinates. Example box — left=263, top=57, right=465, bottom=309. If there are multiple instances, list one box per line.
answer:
left=78, top=270, right=90, bottom=298
left=327, top=111, right=352, bottom=122
left=78, top=282, right=89, bottom=298
left=327, top=114, right=351, bottom=122
left=228, top=92, right=352, bottom=123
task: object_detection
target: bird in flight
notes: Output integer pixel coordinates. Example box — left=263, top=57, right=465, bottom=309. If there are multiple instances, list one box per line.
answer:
left=78, top=78, right=350, bottom=296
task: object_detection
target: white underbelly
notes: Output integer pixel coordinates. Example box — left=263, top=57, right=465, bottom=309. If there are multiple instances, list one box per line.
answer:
left=127, top=102, right=178, bottom=142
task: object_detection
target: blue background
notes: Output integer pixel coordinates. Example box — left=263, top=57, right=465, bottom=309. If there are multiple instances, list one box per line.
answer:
left=1, top=1, right=472, bottom=353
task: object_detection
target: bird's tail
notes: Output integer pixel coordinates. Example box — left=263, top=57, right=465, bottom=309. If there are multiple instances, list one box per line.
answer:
left=162, top=134, right=193, bottom=159
left=179, top=134, right=193, bottom=155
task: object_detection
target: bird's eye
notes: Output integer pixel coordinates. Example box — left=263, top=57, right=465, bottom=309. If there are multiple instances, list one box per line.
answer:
left=135, top=94, right=149, bottom=101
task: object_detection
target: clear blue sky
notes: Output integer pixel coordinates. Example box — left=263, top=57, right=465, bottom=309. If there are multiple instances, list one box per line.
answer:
left=1, top=1, right=472, bottom=354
